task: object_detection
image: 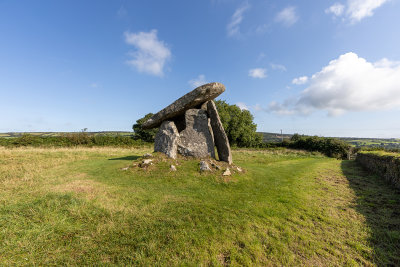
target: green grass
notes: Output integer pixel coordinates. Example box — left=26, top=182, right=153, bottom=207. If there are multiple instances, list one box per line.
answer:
left=359, top=150, right=400, bottom=158
left=0, top=147, right=399, bottom=265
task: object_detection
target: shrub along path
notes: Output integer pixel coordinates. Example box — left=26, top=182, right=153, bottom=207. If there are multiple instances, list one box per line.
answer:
left=0, top=147, right=399, bottom=265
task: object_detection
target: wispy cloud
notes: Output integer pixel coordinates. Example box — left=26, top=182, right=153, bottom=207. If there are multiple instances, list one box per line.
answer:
left=292, top=76, right=308, bottom=85
left=188, top=74, right=207, bottom=88
left=325, top=3, right=345, bottom=16
left=124, top=29, right=171, bottom=77
left=270, top=63, right=287, bottom=71
left=227, top=2, right=250, bottom=37
left=326, top=0, right=389, bottom=23
left=275, top=6, right=298, bottom=27
left=249, top=68, right=267, bottom=79
left=267, top=52, right=400, bottom=116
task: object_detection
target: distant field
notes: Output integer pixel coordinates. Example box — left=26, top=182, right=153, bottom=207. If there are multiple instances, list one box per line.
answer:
left=258, top=132, right=292, bottom=143
left=259, top=132, right=400, bottom=149
left=340, top=138, right=400, bottom=149
left=1, top=147, right=399, bottom=265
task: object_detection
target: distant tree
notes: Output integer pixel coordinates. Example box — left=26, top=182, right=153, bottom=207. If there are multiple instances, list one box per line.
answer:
left=132, top=113, right=158, bottom=142
left=214, top=100, right=262, bottom=147
left=290, top=133, right=301, bottom=142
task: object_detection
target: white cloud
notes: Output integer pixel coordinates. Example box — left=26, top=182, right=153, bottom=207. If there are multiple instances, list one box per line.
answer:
left=347, top=0, right=389, bottom=22
left=326, top=0, right=389, bottom=23
left=236, top=102, right=249, bottom=110
left=227, top=2, right=250, bottom=37
left=292, top=76, right=308, bottom=85
left=124, top=29, right=171, bottom=76
left=374, top=58, right=400, bottom=68
left=90, top=83, right=98, bottom=88
left=325, top=3, right=345, bottom=16
left=249, top=68, right=267, bottom=79
left=188, top=74, right=207, bottom=88
left=270, top=63, right=287, bottom=71
left=268, top=52, right=400, bottom=116
left=275, top=6, right=298, bottom=27
left=268, top=101, right=297, bottom=115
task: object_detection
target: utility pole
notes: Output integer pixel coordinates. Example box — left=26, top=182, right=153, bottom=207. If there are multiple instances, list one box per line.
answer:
left=281, top=129, right=283, bottom=142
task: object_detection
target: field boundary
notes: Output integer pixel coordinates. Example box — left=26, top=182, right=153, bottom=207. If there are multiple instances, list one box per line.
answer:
left=356, top=152, right=400, bottom=189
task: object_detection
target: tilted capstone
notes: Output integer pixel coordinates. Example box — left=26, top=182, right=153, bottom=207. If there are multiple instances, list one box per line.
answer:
left=142, top=82, right=225, bottom=129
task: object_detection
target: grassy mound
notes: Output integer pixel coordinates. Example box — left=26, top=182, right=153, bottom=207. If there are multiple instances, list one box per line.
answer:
left=0, top=147, right=399, bottom=265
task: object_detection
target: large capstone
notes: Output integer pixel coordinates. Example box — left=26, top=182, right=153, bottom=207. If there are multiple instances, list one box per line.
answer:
left=206, top=100, right=233, bottom=164
left=142, top=83, right=225, bottom=129
left=154, top=121, right=180, bottom=159
left=178, top=109, right=215, bottom=158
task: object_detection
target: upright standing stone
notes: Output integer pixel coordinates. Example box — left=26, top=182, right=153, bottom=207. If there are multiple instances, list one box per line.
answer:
left=142, top=83, right=225, bottom=129
left=154, top=121, right=180, bottom=159
left=206, top=100, right=233, bottom=164
left=200, top=102, right=214, bottom=141
left=178, top=109, right=215, bottom=158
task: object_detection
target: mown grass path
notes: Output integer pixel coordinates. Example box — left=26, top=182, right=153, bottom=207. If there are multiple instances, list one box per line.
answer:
left=0, top=148, right=399, bottom=265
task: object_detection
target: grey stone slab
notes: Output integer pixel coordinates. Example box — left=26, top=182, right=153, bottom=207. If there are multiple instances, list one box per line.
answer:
left=154, top=121, right=179, bottom=159
left=177, top=109, right=215, bottom=158
left=142, top=82, right=225, bottom=129
left=207, top=100, right=233, bottom=164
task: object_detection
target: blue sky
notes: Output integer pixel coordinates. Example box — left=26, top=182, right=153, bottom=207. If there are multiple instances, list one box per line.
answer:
left=1, top=0, right=400, bottom=137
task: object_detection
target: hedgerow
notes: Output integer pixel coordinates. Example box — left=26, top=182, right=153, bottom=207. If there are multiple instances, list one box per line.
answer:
left=0, top=133, right=150, bottom=148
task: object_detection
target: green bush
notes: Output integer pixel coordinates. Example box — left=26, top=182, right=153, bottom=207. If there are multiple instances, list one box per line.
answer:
left=283, top=134, right=351, bottom=159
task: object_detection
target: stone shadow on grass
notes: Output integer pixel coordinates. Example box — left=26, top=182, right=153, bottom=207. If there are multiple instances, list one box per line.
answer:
left=341, top=160, right=400, bottom=265
left=108, top=155, right=141, bottom=161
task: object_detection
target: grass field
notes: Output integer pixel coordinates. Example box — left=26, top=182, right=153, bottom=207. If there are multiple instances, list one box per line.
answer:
left=1, top=147, right=399, bottom=265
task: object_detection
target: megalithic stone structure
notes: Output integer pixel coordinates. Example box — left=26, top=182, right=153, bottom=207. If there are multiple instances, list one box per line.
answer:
left=142, top=82, right=232, bottom=164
